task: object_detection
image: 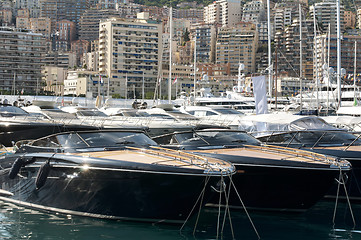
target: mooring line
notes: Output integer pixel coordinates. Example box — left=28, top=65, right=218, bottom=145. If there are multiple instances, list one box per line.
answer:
left=332, top=169, right=342, bottom=227
left=333, top=168, right=356, bottom=228
left=230, top=178, right=260, bottom=239
left=221, top=174, right=235, bottom=239
left=179, top=174, right=211, bottom=234
left=216, top=173, right=223, bottom=239
left=192, top=174, right=211, bottom=236
left=339, top=169, right=356, bottom=228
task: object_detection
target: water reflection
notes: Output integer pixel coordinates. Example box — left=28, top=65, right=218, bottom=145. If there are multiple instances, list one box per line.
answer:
left=0, top=200, right=360, bottom=240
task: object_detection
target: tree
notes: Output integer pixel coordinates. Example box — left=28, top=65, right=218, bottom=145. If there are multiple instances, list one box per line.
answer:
left=182, top=28, right=190, bottom=45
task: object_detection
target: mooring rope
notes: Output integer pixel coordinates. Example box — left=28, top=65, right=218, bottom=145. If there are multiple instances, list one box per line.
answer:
left=221, top=174, right=235, bottom=239
left=216, top=173, right=224, bottom=239
left=332, top=169, right=342, bottom=226
left=339, top=169, right=356, bottom=227
left=333, top=167, right=356, bottom=228
left=230, top=178, right=260, bottom=239
left=179, top=174, right=211, bottom=234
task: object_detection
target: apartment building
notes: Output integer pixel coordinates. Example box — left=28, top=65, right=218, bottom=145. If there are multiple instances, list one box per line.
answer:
left=99, top=17, right=162, bottom=98
left=174, top=40, right=193, bottom=65
left=116, top=3, right=143, bottom=19
left=42, top=66, right=67, bottom=95
left=84, top=51, right=99, bottom=71
left=191, top=23, right=217, bottom=63
left=175, top=8, right=203, bottom=19
left=314, top=34, right=361, bottom=83
left=40, top=0, right=89, bottom=33
left=274, top=19, right=314, bottom=80
left=79, top=8, right=121, bottom=41
left=256, top=21, right=272, bottom=43
left=71, top=39, right=89, bottom=66
left=344, top=10, right=356, bottom=29
left=164, top=18, right=192, bottom=44
left=242, top=0, right=265, bottom=24
left=161, top=63, right=233, bottom=96
left=44, top=52, right=77, bottom=68
left=216, top=22, right=258, bottom=75
left=14, top=0, right=40, bottom=18
left=30, top=17, right=51, bottom=39
left=204, top=0, right=242, bottom=27
left=309, top=0, right=344, bottom=34
left=0, top=9, right=12, bottom=25
left=52, top=20, right=76, bottom=51
left=0, top=27, right=46, bottom=93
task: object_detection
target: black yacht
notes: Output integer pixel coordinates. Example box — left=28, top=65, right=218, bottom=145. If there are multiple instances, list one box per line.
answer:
left=239, top=113, right=361, bottom=201
left=0, top=130, right=235, bottom=223
left=153, top=129, right=350, bottom=211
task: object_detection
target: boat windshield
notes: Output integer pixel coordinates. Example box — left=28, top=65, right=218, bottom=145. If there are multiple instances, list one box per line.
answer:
left=174, top=130, right=261, bottom=147
left=0, top=105, right=29, bottom=116
left=42, top=109, right=78, bottom=119
left=257, top=131, right=361, bottom=147
left=213, top=108, right=244, bottom=115
left=77, top=110, right=108, bottom=117
left=120, top=111, right=149, bottom=117
left=31, top=131, right=157, bottom=149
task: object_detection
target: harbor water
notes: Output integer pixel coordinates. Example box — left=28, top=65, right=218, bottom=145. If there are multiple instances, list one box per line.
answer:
left=1, top=200, right=361, bottom=240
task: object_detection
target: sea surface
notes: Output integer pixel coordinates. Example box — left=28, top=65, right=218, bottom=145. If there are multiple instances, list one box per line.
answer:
left=0, top=200, right=361, bottom=240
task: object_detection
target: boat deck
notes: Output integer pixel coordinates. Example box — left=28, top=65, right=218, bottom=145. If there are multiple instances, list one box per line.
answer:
left=72, top=147, right=232, bottom=172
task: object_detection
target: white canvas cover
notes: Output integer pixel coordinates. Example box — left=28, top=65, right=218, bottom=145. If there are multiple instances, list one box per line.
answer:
left=252, top=76, right=268, bottom=114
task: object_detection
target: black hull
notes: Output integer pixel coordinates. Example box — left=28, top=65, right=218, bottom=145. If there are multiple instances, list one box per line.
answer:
left=0, top=165, right=220, bottom=223
left=209, top=164, right=340, bottom=212
left=298, top=148, right=361, bottom=201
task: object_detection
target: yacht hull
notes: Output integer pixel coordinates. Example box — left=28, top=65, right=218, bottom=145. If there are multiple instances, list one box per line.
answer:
left=196, top=151, right=344, bottom=212
left=0, top=158, right=221, bottom=223
left=305, top=148, right=361, bottom=201
left=221, top=164, right=340, bottom=211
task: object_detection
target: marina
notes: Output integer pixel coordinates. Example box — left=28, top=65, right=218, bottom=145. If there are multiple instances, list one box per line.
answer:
left=0, top=94, right=360, bottom=239
left=3, top=0, right=361, bottom=237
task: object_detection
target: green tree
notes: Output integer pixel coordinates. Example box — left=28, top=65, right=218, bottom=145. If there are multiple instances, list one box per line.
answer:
left=182, top=28, right=190, bottom=45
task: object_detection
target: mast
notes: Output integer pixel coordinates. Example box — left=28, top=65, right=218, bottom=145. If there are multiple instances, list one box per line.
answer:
left=327, top=23, right=331, bottom=113
left=299, top=4, right=303, bottom=110
left=267, top=0, right=272, bottom=98
left=142, top=72, right=145, bottom=102
left=275, top=46, right=278, bottom=110
left=354, top=40, right=357, bottom=104
left=336, top=0, right=341, bottom=108
left=313, top=6, right=319, bottom=110
left=12, top=72, right=16, bottom=96
left=107, top=76, right=110, bottom=98
left=193, top=37, right=197, bottom=106
left=125, top=73, right=128, bottom=101
left=168, top=7, right=172, bottom=103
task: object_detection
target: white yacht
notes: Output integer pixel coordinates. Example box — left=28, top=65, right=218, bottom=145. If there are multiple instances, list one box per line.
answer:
left=179, top=105, right=244, bottom=128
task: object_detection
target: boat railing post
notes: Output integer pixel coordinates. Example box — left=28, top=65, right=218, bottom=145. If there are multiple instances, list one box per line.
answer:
left=311, top=131, right=326, bottom=149
left=343, top=132, right=361, bottom=151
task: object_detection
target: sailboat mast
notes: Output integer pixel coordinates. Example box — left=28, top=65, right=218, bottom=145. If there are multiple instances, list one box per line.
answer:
left=327, top=23, right=331, bottom=113
left=125, top=73, right=128, bottom=101
left=313, top=7, right=319, bottom=110
left=12, top=72, right=16, bottom=96
left=354, top=40, right=357, bottom=102
left=336, top=0, right=341, bottom=108
left=299, top=4, right=303, bottom=110
left=142, top=72, right=145, bottom=102
left=267, top=0, right=272, bottom=98
left=193, top=37, right=197, bottom=106
left=168, top=7, right=172, bottom=103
